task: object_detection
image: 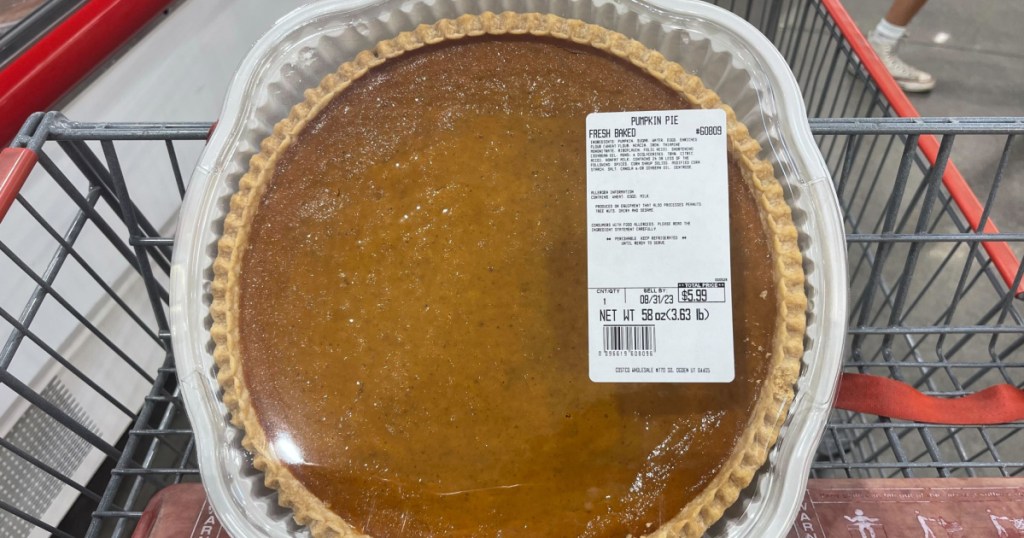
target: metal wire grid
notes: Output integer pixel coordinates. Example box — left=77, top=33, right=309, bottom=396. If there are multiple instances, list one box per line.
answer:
left=0, top=1, right=1019, bottom=536
left=812, top=119, right=1024, bottom=479
left=710, top=0, right=1024, bottom=480
left=1, top=114, right=207, bottom=537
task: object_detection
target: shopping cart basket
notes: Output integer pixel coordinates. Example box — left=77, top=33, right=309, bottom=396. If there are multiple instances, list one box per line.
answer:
left=0, top=0, right=1021, bottom=536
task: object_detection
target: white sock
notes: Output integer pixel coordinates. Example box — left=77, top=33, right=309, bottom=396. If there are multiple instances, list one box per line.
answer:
left=872, top=18, right=906, bottom=44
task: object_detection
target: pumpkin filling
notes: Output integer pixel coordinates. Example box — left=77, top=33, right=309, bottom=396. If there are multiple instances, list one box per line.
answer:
left=237, top=37, right=777, bottom=537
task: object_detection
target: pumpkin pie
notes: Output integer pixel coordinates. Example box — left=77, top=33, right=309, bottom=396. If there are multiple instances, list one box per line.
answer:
left=210, top=12, right=806, bottom=538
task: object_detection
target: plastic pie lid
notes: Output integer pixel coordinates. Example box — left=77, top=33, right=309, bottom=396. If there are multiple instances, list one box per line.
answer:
left=169, top=1, right=848, bottom=536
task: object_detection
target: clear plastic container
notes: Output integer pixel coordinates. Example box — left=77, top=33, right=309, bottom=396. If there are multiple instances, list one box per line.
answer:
left=169, top=0, right=848, bottom=536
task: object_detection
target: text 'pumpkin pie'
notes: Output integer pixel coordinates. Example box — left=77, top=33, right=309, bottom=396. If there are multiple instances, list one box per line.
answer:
left=210, top=12, right=806, bottom=538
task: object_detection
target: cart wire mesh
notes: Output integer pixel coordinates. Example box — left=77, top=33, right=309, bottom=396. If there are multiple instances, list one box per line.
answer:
left=0, top=0, right=1021, bottom=536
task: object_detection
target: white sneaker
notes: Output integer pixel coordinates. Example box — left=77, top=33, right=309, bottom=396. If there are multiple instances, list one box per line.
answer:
left=868, top=32, right=936, bottom=93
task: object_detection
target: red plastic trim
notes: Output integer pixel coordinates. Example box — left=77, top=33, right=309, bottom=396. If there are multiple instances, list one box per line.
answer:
left=0, top=0, right=175, bottom=146
left=0, top=148, right=38, bottom=221
left=821, top=0, right=1023, bottom=298
left=836, top=373, right=1024, bottom=425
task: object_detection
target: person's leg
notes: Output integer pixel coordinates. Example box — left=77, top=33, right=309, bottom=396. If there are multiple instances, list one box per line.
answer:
left=868, top=0, right=935, bottom=92
left=884, top=0, right=928, bottom=26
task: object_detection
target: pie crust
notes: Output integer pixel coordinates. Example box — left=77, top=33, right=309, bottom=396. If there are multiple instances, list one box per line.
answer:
left=210, top=12, right=806, bottom=538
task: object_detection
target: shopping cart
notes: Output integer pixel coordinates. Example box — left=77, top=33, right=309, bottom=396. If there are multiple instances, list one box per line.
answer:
left=0, top=0, right=1021, bottom=536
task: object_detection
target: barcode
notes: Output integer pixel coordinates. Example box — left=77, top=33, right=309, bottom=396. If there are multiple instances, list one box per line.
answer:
left=603, top=325, right=656, bottom=351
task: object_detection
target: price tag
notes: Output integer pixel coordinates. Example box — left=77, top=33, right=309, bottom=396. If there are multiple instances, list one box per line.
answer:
left=586, top=109, right=734, bottom=382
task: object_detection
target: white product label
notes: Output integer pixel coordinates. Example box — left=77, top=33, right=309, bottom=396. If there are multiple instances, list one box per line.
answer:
left=586, top=109, right=734, bottom=383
